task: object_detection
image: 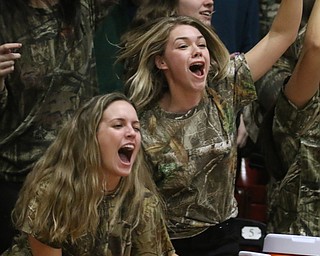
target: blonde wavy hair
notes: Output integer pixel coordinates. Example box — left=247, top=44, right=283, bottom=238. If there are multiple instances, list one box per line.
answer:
left=13, top=92, right=157, bottom=244
left=118, top=16, right=230, bottom=112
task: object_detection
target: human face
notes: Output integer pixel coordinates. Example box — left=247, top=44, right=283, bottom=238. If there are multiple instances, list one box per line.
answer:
left=177, top=0, right=214, bottom=26
left=97, top=100, right=141, bottom=191
left=156, top=25, right=210, bottom=95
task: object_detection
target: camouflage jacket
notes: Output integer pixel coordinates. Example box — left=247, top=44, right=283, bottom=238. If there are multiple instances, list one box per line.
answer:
left=140, top=53, right=256, bottom=239
left=268, top=89, right=320, bottom=236
left=0, top=1, right=107, bottom=182
left=3, top=182, right=174, bottom=255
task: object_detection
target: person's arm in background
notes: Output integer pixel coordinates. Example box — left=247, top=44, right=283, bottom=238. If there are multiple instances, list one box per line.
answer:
left=284, top=0, right=320, bottom=107
left=245, top=0, right=303, bottom=82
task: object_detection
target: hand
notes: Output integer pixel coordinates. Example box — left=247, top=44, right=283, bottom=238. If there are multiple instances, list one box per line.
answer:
left=0, top=43, right=22, bottom=91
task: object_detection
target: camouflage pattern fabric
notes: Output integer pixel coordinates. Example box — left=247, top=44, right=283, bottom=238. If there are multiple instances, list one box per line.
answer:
left=268, top=90, right=320, bottom=236
left=0, top=1, right=104, bottom=182
left=3, top=181, right=174, bottom=255
left=259, top=0, right=280, bottom=38
left=140, top=53, right=256, bottom=239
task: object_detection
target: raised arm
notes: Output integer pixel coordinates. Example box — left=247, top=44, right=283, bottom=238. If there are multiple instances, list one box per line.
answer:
left=245, top=0, right=303, bottom=82
left=284, top=0, right=320, bottom=108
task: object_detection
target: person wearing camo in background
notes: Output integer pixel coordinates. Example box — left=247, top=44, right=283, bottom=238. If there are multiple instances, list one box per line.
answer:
left=0, top=0, right=118, bottom=253
left=241, top=0, right=315, bottom=153
left=260, top=0, right=320, bottom=237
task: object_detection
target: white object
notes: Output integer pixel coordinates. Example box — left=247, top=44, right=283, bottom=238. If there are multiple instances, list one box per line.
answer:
left=263, top=233, right=320, bottom=255
left=239, top=251, right=270, bottom=256
left=242, top=226, right=263, bottom=240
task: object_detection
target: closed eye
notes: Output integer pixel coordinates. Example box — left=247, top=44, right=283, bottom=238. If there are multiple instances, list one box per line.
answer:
left=113, top=124, right=123, bottom=129
left=178, top=44, right=188, bottom=49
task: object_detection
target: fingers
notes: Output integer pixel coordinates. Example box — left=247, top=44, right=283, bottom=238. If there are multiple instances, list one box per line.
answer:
left=0, top=43, right=22, bottom=77
left=0, top=43, right=22, bottom=54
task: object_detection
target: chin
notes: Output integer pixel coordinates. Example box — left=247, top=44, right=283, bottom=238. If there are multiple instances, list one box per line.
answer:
left=118, top=167, right=132, bottom=177
left=200, top=18, right=211, bottom=26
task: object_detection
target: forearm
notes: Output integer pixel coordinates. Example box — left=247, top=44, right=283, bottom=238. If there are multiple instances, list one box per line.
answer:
left=270, top=0, right=303, bottom=44
left=285, top=0, right=320, bottom=107
left=304, top=0, right=320, bottom=45
left=245, top=0, right=303, bottom=82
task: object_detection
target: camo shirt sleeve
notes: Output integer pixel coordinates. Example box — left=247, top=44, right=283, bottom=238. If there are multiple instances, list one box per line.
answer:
left=213, top=53, right=256, bottom=114
left=270, top=88, right=320, bottom=236
left=132, top=193, right=175, bottom=255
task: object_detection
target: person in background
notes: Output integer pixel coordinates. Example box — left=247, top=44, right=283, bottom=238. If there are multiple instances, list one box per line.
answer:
left=131, top=0, right=213, bottom=29
left=0, top=0, right=117, bottom=252
left=2, top=93, right=176, bottom=256
left=211, top=0, right=260, bottom=54
left=117, top=0, right=302, bottom=252
left=261, top=0, right=320, bottom=237
left=94, top=0, right=142, bottom=93
left=240, top=0, right=315, bottom=166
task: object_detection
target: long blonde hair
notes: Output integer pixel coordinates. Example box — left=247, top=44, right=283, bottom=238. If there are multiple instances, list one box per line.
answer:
left=13, top=92, right=157, bottom=244
left=118, top=16, right=230, bottom=112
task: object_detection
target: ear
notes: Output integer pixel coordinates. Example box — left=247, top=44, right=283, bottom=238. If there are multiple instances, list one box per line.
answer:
left=155, top=55, right=168, bottom=70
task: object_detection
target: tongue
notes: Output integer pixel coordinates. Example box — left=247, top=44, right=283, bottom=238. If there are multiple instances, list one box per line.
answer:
left=195, top=69, right=202, bottom=76
left=119, top=152, right=130, bottom=163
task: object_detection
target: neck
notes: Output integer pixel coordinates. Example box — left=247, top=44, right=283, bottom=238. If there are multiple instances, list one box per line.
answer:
left=160, top=91, right=204, bottom=113
left=103, top=177, right=122, bottom=194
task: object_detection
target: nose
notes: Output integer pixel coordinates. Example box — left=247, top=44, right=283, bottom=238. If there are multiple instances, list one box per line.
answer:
left=192, top=45, right=203, bottom=58
left=125, top=125, right=136, bottom=138
left=204, top=0, right=214, bottom=7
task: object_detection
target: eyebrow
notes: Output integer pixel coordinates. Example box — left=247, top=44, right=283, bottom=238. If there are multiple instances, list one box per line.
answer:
left=109, top=118, right=140, bottom=124
left=174, top=35, right=205, bottom=41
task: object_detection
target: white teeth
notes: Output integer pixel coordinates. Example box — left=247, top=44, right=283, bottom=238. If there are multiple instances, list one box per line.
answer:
left=201, top=11, right=212, bottom=17
left=122, top=144, right=134, bottom=150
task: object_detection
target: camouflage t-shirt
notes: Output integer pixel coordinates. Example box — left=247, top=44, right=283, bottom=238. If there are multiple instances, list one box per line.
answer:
left=140, top=53, right=256, bottom=239
left=268, top=89, right=320, bottom=236
left=3, top=181, right=175, bottom=255
left=0, top=1, right=106, bottom=182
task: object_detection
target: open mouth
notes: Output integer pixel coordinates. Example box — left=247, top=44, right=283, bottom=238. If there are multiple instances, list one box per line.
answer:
left=189, top=62, right=205, bottom=76
left=118, top=144, right=134, bottom=164
left=200, top=11, right=213, bottom=17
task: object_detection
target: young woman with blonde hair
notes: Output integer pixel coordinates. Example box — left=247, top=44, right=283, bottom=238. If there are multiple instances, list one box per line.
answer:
left=117, top=0, right=302, bottom=253
left=3, top=93, right=175, bottom=256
